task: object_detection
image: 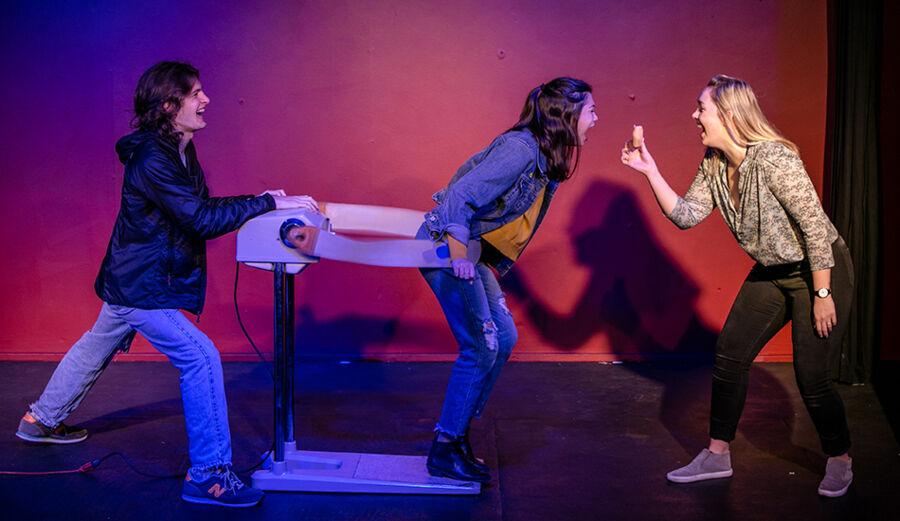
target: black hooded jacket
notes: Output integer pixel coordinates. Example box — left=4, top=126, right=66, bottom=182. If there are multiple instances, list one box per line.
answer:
left=94, top=131, right=275, bottom=314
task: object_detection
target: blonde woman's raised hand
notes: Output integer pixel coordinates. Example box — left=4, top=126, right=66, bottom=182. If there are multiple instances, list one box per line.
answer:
left=621, top=140, right=658, bottom=177
left=619, top=127, right=679, bottom=215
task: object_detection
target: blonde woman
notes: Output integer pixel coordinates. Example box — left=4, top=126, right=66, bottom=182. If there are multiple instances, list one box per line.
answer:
left=621, top=75, right=855, bottom=497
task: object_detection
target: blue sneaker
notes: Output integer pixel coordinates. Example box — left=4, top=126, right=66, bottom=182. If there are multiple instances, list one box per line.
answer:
left=181, top=467, right=264, bottom=508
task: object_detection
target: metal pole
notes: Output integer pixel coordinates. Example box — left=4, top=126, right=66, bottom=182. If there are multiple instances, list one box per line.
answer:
left=273, top=263, right=285, bottom=463
left=285, top=272, right=296, bottom=445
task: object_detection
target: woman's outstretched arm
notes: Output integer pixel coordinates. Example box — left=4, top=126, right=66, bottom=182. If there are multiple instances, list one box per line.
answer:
left=621, top=137, right=714, bottom=229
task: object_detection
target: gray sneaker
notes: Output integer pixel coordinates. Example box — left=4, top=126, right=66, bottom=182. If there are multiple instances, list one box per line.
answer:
left=818, top=457, right=852, bottom=497
left=15, top=412, right=88, bottom=444
left=667, top=449, right=733, bottom=483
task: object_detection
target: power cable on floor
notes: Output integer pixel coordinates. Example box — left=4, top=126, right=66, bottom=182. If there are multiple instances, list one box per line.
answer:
left=0, top=447, right=275, bottom=478
left=0, top=451, right=181, bottom=478
left=234, top=261, right=274, bottom=380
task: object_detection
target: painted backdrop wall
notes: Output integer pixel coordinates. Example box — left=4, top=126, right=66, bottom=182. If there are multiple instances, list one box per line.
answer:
left=1, top=0, right=831, bottom=361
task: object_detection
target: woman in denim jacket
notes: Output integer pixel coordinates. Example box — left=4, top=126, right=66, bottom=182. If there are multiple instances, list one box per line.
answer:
left=418, top=77, right=597, bottom=482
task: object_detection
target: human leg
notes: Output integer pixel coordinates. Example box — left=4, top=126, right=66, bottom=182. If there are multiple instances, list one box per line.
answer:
left=786, top=240, right=855, bottom=497
left=471, top=263, right=518, bottom=421
left=110, top=305, right=263, bottom=506
left=708, top=275, right=789, bottom=446
left=668, top=272, right=788, bottom=483
left=788, top=240, right=854, bottom=458
left=112, top=305, right=233, bottom=471
left=420, top=266, right=501, bottom=439
left=419, top=265, right=497, bottom=481
left=20, top=303, right=135, bottom=443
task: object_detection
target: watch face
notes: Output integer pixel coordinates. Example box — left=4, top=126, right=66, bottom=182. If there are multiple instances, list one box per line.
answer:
left=817, top=288, right=830, bottom=298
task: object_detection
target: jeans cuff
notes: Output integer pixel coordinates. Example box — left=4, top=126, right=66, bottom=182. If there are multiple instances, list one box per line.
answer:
left=434, top=424, right=463, bottom=440
left=27, top=404, right=56, bottom=429
left=190, top=460, right=232, bottom=474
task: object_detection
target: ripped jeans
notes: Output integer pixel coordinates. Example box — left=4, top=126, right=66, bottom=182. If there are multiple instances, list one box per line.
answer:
left=419, top=261, right=517, bottom=438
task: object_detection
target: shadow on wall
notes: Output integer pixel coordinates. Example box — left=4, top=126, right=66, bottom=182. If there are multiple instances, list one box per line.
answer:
left=504, top=179, right=715, bottom=358
left=290, top=307, right=449, bottom=363
left=505, top=179, right=820, bottom=470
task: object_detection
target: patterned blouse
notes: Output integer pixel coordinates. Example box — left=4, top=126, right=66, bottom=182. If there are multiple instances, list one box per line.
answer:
left=668, top=141, right=838, bottom=271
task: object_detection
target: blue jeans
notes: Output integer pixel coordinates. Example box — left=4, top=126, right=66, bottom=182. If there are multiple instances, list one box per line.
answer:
left=419, top=260, right=517, bottom=438
left=30, top=303, right=233, bottom=471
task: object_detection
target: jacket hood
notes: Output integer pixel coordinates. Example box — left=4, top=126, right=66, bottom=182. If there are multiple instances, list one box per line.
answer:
left=115, top=130, right=181, bottom=166
left=115, top=130, right=153, bottom=165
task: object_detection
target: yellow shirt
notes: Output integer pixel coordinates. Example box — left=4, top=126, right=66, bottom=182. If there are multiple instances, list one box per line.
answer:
left=481, top=187, right=546, bottom=261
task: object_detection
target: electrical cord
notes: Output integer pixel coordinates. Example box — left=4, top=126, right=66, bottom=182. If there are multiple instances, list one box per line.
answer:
left=236, top=445, right=274, bottom=474
left=233, top=261, right=274, bottom=380
left=230, top=261, right=280, bottom=474
left=0, top=448, right=275, bottom=478
left=0, top=452, right=181, bottom=478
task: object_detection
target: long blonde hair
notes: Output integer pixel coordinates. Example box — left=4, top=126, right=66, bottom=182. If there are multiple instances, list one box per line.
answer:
left=704, top=75, right=798, bottom=169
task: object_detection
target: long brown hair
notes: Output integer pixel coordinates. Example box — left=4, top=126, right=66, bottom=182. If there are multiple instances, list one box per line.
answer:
left=132, top=61, right=200, bottom=142
left=510, top=77, right=592, bottom=182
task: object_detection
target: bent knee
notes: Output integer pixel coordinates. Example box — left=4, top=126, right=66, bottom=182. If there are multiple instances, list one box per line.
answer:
left=482, top=319, right=499, bottom=352
left=713, top=351, right=750, bottom=376
left=499, top=325, right=517, bottom=356
left=181, top=338, right=223, bottom=370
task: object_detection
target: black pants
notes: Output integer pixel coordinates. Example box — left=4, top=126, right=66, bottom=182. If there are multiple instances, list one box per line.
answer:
left=709, top=238, right=854, bottom=456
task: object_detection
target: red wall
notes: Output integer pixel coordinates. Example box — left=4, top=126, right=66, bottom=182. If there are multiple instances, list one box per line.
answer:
left=0, top=0, right=828, bottom=362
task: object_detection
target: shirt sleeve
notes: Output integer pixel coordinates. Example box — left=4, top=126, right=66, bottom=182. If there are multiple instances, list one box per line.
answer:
left=425, top=135, right=535, bottom=243
left=131, top=150, right=275, bottom=240
left=762, top=145, right=835, bottom=270
left=667, top=163, right=715, bottom=230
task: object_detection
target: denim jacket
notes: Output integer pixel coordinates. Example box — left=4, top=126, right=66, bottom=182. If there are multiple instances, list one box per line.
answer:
left=424, top=130, right=559, bottom=275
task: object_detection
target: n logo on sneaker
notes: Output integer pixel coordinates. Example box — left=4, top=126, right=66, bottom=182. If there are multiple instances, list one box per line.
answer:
left=208, top=484, right=227, bottom=498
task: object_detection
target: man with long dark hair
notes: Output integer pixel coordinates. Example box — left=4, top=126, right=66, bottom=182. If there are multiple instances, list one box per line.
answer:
left=16, top=61, right=317, bottom=507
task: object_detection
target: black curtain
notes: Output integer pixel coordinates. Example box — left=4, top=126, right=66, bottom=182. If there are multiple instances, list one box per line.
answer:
left=826, top=0, right=883, bottom=383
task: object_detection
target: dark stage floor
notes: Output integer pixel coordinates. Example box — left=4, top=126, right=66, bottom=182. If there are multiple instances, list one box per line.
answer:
left=1, top=361, right=897, bottom=521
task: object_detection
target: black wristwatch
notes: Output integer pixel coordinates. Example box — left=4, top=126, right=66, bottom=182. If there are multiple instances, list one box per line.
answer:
left=815, top=288, right=832, bottom=299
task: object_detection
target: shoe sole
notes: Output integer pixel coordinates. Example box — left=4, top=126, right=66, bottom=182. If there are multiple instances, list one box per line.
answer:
left=426, top=464, right=491, bottom=483
left=818, top=480, right=851, bottom=498
left=15, top=431, right=88, bottom=444
left=181, top=494, right=262, bottom=508
left=666, top=469, right=733, bottom=483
